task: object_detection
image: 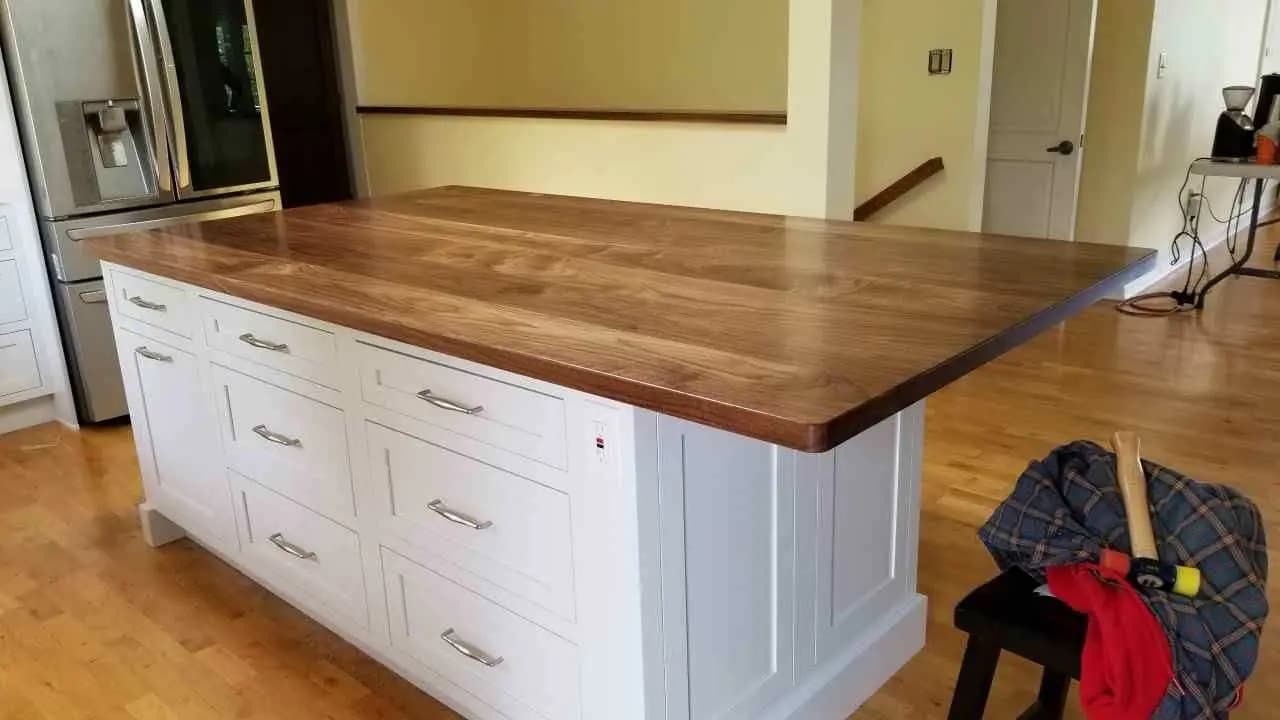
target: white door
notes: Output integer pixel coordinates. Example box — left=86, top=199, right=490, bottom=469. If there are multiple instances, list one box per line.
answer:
left=982, top=0, right=1096, bottom=240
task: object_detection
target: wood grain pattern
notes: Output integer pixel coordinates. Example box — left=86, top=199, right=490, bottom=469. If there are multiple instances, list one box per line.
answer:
left=853, top=156, right=945, bottom=221
left=355, top=105, right=789, bottom=125
left=84, top=186, right=1154, bottom=451
left=5, top=225, right=1279, bottom=718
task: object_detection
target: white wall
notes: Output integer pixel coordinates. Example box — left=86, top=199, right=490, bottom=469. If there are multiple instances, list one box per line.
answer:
left=1075, top=0, right=1268, bottom=282
left=854, top=0, right=997, bottom=231
left=356, top=0, right=862, bottom=220
left=1128, top=0, right=1268, bottom=265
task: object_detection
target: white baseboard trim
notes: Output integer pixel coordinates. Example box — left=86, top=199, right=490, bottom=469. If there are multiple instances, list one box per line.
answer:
left=0, top=394, right=56, bottom=436
left=1116, top=191, right=1278, bottom=300
left=763, top=594, right=928, bottom=720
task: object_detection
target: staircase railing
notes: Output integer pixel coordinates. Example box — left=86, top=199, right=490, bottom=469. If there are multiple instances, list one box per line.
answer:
left=853, top=157, right=945, bottom=221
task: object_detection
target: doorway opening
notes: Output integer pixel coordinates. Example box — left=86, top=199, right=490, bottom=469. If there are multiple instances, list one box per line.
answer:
left=981, top=0, right=1097, bottom=240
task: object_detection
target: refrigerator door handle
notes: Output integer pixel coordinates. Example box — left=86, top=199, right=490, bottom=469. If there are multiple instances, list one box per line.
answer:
left=127, top=0, right=173, bottom=195
left=146, top=0, right=192, bottom=194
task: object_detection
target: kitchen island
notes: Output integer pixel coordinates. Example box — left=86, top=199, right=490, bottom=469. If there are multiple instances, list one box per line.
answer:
left=86, top=187, right=1153, bottom=720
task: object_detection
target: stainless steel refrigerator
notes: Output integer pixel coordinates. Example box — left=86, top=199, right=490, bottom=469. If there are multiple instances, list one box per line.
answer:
left=0, top=0, right=281, bottom=422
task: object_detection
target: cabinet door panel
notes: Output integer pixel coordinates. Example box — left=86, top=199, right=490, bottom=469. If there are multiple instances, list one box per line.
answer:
left=118, top=327, right=233, bottom=542
left=656, top=418, right=795, bottom=720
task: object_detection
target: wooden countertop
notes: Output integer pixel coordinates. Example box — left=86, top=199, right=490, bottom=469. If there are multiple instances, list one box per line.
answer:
left=86, top=187, right=1153, bottom=452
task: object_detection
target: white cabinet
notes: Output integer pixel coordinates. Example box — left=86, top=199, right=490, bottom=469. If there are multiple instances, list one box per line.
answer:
left=655, top=418, right=796, bottom=720
left=103, top=263, right=928, bottom=720
left=0, top=329, right=39, bottom=397
left=116, top=327, right=235, bottom=545
left=0, top=258, right=26, bottom=325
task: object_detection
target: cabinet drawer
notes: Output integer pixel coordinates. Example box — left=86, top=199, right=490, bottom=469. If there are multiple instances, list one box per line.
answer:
left=383, top=548, right=580, bottom=720
left=358, top=342, right=567, bottom=468
left=213, top=365, right=355, bottom=521
left=0, top=216, right=11, bottom=252
left=234, top=474, right=367, bottom=629
left=0, top=259, right=26, bottom=325
left=0, top=330, right=40, bottom=396
left=202, top=298, right=340, bottom=387
left=369, top=423, right=575, bottom=620
left=110, top=268, right=193, bottom=338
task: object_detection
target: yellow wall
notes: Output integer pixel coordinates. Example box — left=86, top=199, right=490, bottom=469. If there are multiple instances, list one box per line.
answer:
left=355, top=1, right=861, bottom=220
left=351, top=0, right=788, bottom=112
left=1074, top=0, right=1154, bottom=248
left=854, top=0, right=997, bottom=231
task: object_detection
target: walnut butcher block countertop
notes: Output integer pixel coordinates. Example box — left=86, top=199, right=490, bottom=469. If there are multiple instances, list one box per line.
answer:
left=86, top=186, right=1154, bottom=452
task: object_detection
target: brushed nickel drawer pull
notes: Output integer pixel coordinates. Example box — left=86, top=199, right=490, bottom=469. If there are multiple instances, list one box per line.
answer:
left=427, top=499, right=493, bottom=530
left=128, top=296, right=167, bottom=311
left=135, top=346, right=173, bottom=362
left=416, top=389, right=484, bottom=415
left=252, top=424, right=302, bottom=447
left=238, top=333, right=290, bottom=353
left=440, top=629, right=503, bottom=667
left=0, top=343, right=17, bottom=351
left=268, top=533, right=317, bottom=561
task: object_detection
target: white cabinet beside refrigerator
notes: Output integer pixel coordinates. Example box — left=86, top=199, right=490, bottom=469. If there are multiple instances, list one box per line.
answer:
left=0, top=48, right=74, bottom=433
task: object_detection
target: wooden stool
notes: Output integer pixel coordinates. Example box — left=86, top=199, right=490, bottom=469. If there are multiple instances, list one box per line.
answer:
left=947, top=569, right=1087, bottom=720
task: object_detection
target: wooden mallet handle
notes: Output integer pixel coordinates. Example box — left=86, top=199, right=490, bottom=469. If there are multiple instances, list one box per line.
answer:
left=1108, top=432, right=1201, bottom=596
left=1112, top=431, right=1158, bottom=560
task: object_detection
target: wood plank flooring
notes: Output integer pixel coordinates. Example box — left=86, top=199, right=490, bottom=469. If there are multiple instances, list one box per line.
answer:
left=3, top=229, right=1279, bottom=719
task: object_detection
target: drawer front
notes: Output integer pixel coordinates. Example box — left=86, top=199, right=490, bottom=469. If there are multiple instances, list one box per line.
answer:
left=202, top=298, right=340, bottom=387
left=0, top=329, right=40, bottom=396
left=383, top=548, right=580, bottom=720
left=234, top=474, right=367, bottom=629
left=369, top=423, right=575, bottom=620
left=0, top=216, right=11, bottom=252
left=110, top=268, right=193, bottom=338
left=213, top=365, right=355, bottom=520
left=358, top=343, right=567, bottom=468
left=0, top=259, right=26, bottom=325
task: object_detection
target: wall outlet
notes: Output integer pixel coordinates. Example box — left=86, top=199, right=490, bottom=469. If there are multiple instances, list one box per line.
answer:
left=1185, top=191, right=1202, bottom=223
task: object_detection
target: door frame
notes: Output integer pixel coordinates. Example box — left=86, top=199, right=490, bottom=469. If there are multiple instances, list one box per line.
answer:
left=977, top=0, right=1099, bottom=241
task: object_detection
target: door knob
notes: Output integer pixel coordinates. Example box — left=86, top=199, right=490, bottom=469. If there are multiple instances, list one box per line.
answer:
left=1045, top=140, right=1076, bottom=156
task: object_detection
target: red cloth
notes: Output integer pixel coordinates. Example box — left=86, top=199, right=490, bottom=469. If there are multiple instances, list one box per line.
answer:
left=1047, top=563, right=1173, bottom=720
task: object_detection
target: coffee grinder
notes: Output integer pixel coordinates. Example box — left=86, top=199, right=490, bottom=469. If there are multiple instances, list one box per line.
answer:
left=1211, top=85, right=1256, bottom=161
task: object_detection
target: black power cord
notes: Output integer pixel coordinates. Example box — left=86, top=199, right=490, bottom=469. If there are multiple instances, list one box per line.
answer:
left=1116, top=159, right=1264, bottom=316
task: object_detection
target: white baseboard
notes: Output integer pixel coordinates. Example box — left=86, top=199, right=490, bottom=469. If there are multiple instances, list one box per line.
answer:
left=1116, top=189, right=1278, bottom=300
left=762, top=594, right=928, bottom=720
left=0, top=394, right=56, bottom=436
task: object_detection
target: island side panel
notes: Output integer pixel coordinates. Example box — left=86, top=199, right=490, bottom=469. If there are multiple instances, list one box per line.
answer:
left=641, top=403, right=925, bottom=720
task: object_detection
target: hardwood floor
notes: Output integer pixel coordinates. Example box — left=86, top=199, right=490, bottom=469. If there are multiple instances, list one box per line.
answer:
left=2, top=230, right=1278, bottom=719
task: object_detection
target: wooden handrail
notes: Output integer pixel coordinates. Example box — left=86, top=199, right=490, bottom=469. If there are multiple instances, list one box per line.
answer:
left=854, top=157, right=945, bottom=221
left=357, top=105, right=787, bottom=125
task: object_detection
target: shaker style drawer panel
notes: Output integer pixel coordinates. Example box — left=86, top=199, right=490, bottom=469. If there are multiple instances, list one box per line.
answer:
left=234, top=473, right=368, bottom=630
left=358, top=342, right=567, bottom=468
left=368, top=423, right=576, bottom=620
left=0, top=330, right=40, bottom=397
left=382, top=548, right=581, bottom=720
left=213, top=365, right=355, bottom=521
left=110, top=268, right=193, bottom=338
left=202, top=298, right=340, bottom=387
left=0, top=259, right=27, bottom=325
left=0, top=216, right=11, bottom=252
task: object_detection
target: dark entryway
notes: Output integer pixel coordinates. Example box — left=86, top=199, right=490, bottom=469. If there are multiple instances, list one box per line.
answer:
left=253, top=0, right=354, bottom=208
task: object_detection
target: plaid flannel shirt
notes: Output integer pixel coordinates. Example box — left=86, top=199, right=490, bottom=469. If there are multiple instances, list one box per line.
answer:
left=978, top=441, right=1268, bottom=720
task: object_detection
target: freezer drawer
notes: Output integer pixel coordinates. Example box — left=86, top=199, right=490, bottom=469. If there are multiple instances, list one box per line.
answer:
left=52, top=279, right=128, bottom=422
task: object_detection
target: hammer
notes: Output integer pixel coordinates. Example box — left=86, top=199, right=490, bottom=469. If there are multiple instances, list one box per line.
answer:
left=1098, top=432, right=1201, bottom=598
